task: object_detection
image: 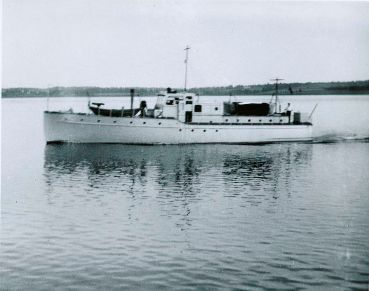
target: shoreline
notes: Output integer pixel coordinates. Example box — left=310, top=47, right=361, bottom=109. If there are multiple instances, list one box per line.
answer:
left=2, top=93, right=369, bottom=99
left=2, top=80, right=369, bottom=98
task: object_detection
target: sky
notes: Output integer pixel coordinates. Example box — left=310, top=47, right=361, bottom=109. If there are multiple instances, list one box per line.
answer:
left=2, top=0, right=369, bottom=88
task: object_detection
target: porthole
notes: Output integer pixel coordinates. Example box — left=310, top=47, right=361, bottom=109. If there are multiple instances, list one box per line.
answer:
left=97, top=120, right=101, bottom=123
left=143, top=122, right=146, bottom=124
left=215, top=129, right=218, bottom=132
left=203, top=129, right=206, bottom=132
left=280, top=119, right=283, bottom=122
left=225, top=119, right=229, bottom=122
left=215, top=107, right=218, bottom=111
left=210, top=121, right=213, bottom=124
left=130, top=121, right=133, bottom=124
left=248, top=119, right=251, bottom=122
left=259, top=119, right=262, bottom=122
left=179, top=129, right=182, bottom=132
left=80, top=119, right=83, bottom=121
left=158, top=122, right=161, bottom=125
left=191, top=129, right=194, bottom=132
left=236, top=119, right=239, bottom=122
left=269, top=119, right=273, bottom=122
left=113, top=120, right=117, bottom=123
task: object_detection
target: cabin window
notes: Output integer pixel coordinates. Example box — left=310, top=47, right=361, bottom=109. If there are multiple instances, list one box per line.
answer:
left=186, top=101, right=193, bottom=104
left=186, top=96, right=192, bottom=99
left=194, top=105, right=202, bottom=112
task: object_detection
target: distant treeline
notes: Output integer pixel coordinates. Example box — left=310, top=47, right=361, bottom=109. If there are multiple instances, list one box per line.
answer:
left=2, top=80, right=369, bottom=98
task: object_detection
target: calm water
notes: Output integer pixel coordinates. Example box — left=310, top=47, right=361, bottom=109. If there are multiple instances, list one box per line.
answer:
left=1, top=95, right=369, bottom=290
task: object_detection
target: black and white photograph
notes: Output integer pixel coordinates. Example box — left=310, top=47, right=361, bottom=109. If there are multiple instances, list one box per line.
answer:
left=1, top=0, right=369, bottom=289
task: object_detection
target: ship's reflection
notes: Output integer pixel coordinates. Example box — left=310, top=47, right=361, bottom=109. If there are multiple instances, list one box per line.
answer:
left=44, top=143, right=312, bottom=228
left=44, top=144, right=208, bottom=229
left=222, top=145, right=312, bottom=204
left=44, top=144, right=204, bottom=195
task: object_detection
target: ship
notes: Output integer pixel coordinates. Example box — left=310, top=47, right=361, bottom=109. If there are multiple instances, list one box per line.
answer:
left=44, top=48, right=314, bottom=144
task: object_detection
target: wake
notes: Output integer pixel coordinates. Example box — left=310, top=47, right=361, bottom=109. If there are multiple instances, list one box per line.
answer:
left=312, top=133, right=369, bottom=144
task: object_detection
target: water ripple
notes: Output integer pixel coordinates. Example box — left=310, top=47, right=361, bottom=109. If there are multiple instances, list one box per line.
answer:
left=1, top=142, right=369, bottom=290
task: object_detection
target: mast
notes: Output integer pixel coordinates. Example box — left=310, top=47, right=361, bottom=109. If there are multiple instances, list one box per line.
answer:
left=270, top=78, right=283, bottom=113
left=184, top=46, right=190, bottom=91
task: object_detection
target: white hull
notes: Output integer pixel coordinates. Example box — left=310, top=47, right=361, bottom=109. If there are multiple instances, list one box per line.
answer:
left=44, top=111, right=313, bottom=144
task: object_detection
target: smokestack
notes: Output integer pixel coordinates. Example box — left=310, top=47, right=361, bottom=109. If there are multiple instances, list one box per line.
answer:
left=130, top=89, right=135, bottom=117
